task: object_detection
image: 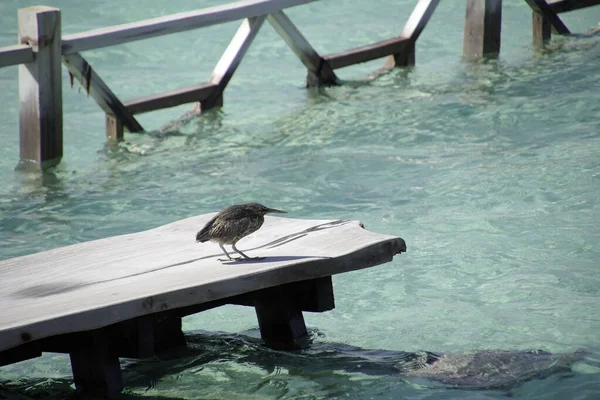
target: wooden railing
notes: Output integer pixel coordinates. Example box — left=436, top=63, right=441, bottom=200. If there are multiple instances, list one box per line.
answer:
left=0, top=0, right=596, bottom=169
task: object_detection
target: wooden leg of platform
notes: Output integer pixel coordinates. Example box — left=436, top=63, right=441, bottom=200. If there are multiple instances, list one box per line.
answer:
left=254, top=289, right=308, bottom=350
left=154, top=316, right=187, bottom=353
left=69, top=334, right=123, bottom=397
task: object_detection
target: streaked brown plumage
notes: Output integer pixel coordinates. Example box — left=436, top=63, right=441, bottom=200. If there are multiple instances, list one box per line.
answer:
left=196, top=203, right=287, bottom=261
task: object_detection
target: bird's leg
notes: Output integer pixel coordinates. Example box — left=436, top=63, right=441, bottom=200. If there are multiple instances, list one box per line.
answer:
left=218, top=244, right=240, bottom=262
left=232, top=243, right=265, bottom=261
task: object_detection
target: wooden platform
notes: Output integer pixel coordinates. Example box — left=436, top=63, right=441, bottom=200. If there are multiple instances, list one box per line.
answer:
left=0, top=214, right=405, bottom=396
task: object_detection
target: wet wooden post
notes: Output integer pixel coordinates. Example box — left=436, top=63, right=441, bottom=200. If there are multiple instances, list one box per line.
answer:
left=69, top=331, right=123, bottom=397
left=18, top=6, right=63, bottom=168
left=532, top=11, right=551, bottom=46
left=463, top=0, right=503, bottom=59
left=525, top=0, right=570, bottom=47
left=253, top=277, right=335, bottom=350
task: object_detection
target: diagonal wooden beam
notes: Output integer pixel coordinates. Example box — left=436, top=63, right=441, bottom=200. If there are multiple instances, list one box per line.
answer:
left=548, top=0, right=600, bottom=13
left=62, top=53, right=143, bottom=135
left=267, top=11, right=337, bottom=86
left=202, top=15, right=266, bottom=110
left=401, top=0, right=442, bottom=42
left=524, top=0, right=570, bottom=34
left=386, top=0, right=441, bottom=68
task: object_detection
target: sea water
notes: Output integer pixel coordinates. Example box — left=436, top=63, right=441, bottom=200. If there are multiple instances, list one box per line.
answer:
left=0, top=0, right=599, bottom=398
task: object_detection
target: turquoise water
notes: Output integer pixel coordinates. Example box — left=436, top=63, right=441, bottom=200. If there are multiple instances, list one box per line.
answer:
left=1, top=0, right=600, bottom=398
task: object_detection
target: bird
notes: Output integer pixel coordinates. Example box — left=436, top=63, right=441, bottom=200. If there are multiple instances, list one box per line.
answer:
left=196, top=203, right=287, bottom=261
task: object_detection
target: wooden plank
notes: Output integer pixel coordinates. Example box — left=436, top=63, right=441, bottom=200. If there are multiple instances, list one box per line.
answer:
left=62, top=53, right=143, bottom=134
left=0, top=215, right=405, bottom=353
left=202, top=16, right=266, bottom=111
left=267, top=11, right=337, bottom=86
left=324, top=36, right=411, bottom=70
left=525, top=0, right=570, bottom=34
left=124, top=82, right=218, bottom=115
left=18, top=6, right=63, bottom=168
left=61, top=0, right=317, bottom=55
left=463, top=0, right=503, bottom=59
left=0, top=44, right=35, bottom=68
left=548, top=0, right=600, bottom=13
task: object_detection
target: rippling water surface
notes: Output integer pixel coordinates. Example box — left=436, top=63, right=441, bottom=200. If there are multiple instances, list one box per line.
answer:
left=1, top=0, right=600, bottom=398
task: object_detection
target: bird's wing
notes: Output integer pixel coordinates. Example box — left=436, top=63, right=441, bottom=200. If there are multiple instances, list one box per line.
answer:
left=195, top=215, right=219, bottom=242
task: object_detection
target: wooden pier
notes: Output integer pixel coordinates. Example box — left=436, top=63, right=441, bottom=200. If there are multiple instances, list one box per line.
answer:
left=0, top=214, right=405, bottom=397
left=0, top=0, right=598, bottom=168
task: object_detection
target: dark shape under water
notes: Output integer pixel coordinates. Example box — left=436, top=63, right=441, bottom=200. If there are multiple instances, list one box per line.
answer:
left=158, top=331, right=590, bottom=390
left=398, top=348, right=588, bottom=389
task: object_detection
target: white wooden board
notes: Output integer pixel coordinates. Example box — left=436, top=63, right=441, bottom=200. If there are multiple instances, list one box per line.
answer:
left=0, top=215, right=405, bottom=352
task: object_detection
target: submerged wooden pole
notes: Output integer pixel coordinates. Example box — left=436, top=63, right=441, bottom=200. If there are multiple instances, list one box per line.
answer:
left=532, top=11, right=551, bottom=46
left=463, top=0, right=503, bottom=59
left=18, top=6, right=63, bottom=168
left=525, top=0, right=570, bottom=46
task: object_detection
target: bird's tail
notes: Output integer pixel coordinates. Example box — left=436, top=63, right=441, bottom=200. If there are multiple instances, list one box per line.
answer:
left=196, top=229, right=209, bottom=243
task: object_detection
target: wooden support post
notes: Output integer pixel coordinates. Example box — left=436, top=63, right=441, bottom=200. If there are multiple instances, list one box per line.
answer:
left=255, top=294, right=308, bottom=350
left=385, top=41, right=415, bottom=68
left=532, top=11, right=551, bottom=46
left=69, top=332, right=123, bottom=397
left=18, top=6, right=63, bottom=168
left=106, top=113, right=123, bottom=141
left=463, top=0, right=503, bottom=59
left=154, top=316, right=187, bottom=353
left=525, top=0, right=570, bottom=47
left=267, top=11, right=338, bottom=87
left=201, top=16, right=265, bottom=112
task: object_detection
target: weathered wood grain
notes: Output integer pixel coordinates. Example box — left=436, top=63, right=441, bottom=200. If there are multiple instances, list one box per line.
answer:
left=0, top=44, right=34, bottom=68
left=525, top=0, right=570, bottom=35
left=532, top=10, right=552, bottom=45
left=0, top=215, right=405, bottom=353
left=463, top=0, right=503, bottom=59
left=61, top=0, right=317, bottom=54
left=18, top=6, right=63, bottom=168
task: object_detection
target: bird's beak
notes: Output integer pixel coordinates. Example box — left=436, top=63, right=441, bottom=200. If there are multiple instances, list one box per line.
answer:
left=266, top=207, right=287, bottom=214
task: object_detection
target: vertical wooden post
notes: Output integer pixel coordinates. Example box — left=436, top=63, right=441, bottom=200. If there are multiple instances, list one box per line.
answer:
left=463, top=0, right=503, bottom=59
left=18, top=6, right=63, bottom=168
left=532, top=11, right=551, bottom=46
left=106, top=114, right=123, bottom=141
left=69, top=332, right=123, bottom=397
left=253, top=286, right=308, bottom=350
left=385, top=41, right=415, bottom=68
